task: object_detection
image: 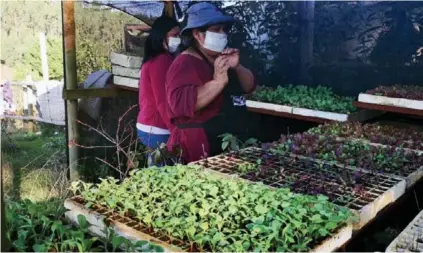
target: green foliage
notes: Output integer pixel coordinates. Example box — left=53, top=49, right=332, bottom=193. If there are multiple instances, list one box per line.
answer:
left=219, top=133, right=258, bottom=152
left=5, top=199, right=163, bottom=252
left=13, top=36, right=63, bottom=81
left=251, top=85, right=357, bottom=113
left=72, top=165, right=354, bottom=252
left=74, top=3, right=140, bottom=83
left=273, top=132, right=423, bottom=175
left=1, top=1, right=140, bottom=82
left=308, top=122, right=423, bottom=151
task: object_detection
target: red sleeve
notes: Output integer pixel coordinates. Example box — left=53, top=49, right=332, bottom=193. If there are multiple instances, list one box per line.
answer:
left=166, top=58, right=200, bottom=118
left=150, top=54, right=174, bottom=129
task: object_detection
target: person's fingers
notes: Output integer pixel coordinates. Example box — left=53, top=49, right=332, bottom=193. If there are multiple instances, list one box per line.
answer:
left=215, top=55, right=227, bottom=66
left=217, top=58, right=229, bottom=69
left=221, top=48, right=232, bottom=55
left=221, top=60, right=231, bottom=71
left=221, top=48, right=238, bottom=55
left=221, top=58, right=230, bottom=69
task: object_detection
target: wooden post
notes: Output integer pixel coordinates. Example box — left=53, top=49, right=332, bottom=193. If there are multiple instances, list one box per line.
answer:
left=63, top=1, right=79, bottom=181
left=163, top=1, right=174, bottom=18
left=299, top=1, right=315, bottom=84
left=1, top=127, right=11, bottom=251
left=23, top=84, right=29, bottom=115
left=40, top=32, right=49, bottom=81
left=27, top=87, right=35, bottom=132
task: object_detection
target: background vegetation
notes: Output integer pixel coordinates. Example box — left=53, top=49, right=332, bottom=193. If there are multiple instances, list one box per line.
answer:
left=0, top=1, right=140, bottom=83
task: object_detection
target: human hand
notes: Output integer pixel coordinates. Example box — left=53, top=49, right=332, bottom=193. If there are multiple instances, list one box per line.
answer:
left=213, top=55, right=230, bottom=86
left=221, top=48, right=239, bottom=68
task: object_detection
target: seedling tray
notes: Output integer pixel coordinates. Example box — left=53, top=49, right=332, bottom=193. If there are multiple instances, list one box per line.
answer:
left=246, top=100, right=382, bottom=122
left=386, top=210, right=423, bottom=252
left=358, top=93, right=423, bottom=111
left=64, top=197, right=186, bottom=252
left=113, top=76, right=139, bottom=89
left=191, top=148, right=406, bottom=229
left=64, top=196, right=352, bottom=252
left=110, top=51, right=142, bottom=68
left=112, top=65, right=140, bottom=79
left=290, top=148, right=423, bottom=190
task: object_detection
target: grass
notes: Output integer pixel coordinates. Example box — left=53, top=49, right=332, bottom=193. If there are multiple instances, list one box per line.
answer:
left=2, top=128, right=69, bottom=202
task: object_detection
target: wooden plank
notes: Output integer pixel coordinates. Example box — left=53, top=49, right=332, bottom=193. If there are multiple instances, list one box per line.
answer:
left=247, top=106, right=331, bottom=124
left=62, top=87, right=134, bottom=100
left=358, top=93, right=423, bottom=111
left=353, top=101, right=423, bottom=117
left=0, top=115, right=65, bottom=125
left=113, top=84, right=138, bottom=92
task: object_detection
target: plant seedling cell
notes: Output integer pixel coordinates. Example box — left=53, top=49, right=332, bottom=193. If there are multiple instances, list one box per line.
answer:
left=65, top=197, right=188, bottom=252
left=386, top=210, right=423, bottom=252
left=193, top=148, right=406, bottom=229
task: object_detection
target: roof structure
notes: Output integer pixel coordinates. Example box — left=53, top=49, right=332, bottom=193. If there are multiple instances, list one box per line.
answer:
left=83, top=0, right=191, bottom=24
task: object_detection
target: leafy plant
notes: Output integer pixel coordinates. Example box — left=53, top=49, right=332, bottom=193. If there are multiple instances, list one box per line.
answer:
left=219, top=133, right=259, bottom=152
left=366, top=85, right=423, bottom=100
left=72, top=165, right=354, bottom=252
left=251, top=85, right=357, bottom=113
left=273, top=132, right=423, bottom=176
left=5, top=199, right=163, bottom=252
left=309, top=122, right=423, bottom=151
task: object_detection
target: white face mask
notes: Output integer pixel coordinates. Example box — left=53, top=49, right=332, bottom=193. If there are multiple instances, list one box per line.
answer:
left=203, top=31, right=228, bottom=53
left=168, top=37, right=181, bottom=53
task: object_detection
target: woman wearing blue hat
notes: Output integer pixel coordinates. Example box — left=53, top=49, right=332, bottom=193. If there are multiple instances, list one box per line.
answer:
left=166, top=2, right=256, bottom=163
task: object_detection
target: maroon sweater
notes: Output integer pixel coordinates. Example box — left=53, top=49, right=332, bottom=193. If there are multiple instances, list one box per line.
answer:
left=137, top=53, right=173, bottom=130
left=166, top=54, right=256, bottom=163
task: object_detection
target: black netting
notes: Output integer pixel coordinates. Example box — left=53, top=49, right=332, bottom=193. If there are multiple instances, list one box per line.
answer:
left=89, top=1, right=423, bottom=96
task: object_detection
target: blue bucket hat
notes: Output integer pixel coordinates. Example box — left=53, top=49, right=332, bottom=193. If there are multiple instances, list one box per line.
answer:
left=181, top=2, right=234, bottom=35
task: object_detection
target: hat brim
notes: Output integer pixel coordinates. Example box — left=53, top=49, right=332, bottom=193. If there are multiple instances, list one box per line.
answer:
left=181, top=15, right=234, bottom=35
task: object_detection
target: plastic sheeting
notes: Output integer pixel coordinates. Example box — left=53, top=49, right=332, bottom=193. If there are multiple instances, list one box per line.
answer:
left=83, top=0, right=190, bottom=23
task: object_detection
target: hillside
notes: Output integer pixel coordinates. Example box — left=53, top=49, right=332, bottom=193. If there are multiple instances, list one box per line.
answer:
left=0, top=1, right=142, bottom=83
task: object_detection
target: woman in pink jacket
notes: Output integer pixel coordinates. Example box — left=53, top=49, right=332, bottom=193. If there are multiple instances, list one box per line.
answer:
left=137, top=16, right=180, bottom=155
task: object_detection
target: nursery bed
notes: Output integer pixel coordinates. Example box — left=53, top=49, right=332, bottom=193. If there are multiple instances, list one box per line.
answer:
left=246, top=100, right=381, bottom=122
left=289, top=149, right=423, bottom=190
left=65, top=197, right=186, bottom=252
left=385, top=210, right=423, bottom=252
left=191, top=148, right=406, bottom=230
left=271, top=133, right=423, bottom=189
left=64, top=196, right=352, bottom=253
left=308, top=122, right=423, bottom=153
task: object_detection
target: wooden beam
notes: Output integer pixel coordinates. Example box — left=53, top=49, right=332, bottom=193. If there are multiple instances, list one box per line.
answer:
left=353, top=101, right=423, bottom=118
left=62, top=87, right=134, bottom=100
left=1, top=145, right=10, bottom=251
left=247, top=107, right=330, bottom=124
left=63, top=0, right=79, bottom=181
left=113, top=84, right=138, bottom=92
left=163, top=1, right=174, bottom=18
left=0, top=115, right=65, bottom=126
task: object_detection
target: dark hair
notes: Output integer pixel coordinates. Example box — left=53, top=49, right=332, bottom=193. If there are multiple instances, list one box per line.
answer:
left=142, top=16, right=179, bottom=65
left=178, top=26, right=208, bottom=53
